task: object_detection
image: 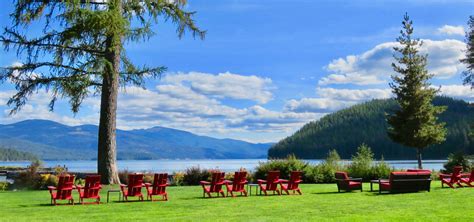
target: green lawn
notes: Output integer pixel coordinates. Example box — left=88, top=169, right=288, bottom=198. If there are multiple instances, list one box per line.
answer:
left=0, top=183, right=473, bottom=222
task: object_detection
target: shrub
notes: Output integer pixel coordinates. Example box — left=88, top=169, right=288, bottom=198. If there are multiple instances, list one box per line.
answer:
left=143, top=174, right=154, bottom=184
left=36, top=174, right=59, bottom=189
left=347, top=143, right=375, bottom=181
left=182, top=166, right=211, bottom=185
left=370, top=158, right=393, bottom=180
left=305, top=150, right=345, bottom=183
left=443, top=152, right=472, bottom=173
left=13, top=160, right=43, bottom=189
left=0, top=182, right=8, bottom=191
left=118, top=169, right=131, bottom=184
left=171, top=172, right=185, bottom=186
left=253, top=155, right=309, bottom=182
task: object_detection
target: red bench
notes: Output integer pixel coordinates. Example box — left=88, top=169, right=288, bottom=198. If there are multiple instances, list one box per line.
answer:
left=379, top=170, right=431, bottom=193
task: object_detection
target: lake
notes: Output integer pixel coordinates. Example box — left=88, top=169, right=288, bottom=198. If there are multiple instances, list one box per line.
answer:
left=0, top=159, right=447, bottom=173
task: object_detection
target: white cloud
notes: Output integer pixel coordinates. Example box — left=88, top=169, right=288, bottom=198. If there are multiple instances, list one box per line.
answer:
left=284, top=98, right=355, bottom=113
left=316, top=87, right=392, bottom=101
left=438, top=84, right=474, bottom=102
left=437, top=25, right=465, bottom=36
left=319, top=39, right=466, bottom=86
left=163, top=71, right=273, bottom=104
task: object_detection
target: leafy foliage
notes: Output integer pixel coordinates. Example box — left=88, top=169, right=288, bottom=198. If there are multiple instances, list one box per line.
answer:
left=182, top=166, right=211, bottom=186
left=347, top=144, right=374, bottom=180
left=269, top=97, right=474, bottom=159
left=443, top=152, right=472, bottom=173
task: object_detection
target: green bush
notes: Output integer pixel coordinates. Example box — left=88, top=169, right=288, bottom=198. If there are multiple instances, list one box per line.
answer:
left=171, top=172, right=185, bottom=186
left=182, top=166, right=211, bottom=185
left=13, top=160, right=43, bottom=189
left=253, top=155, right=309, bottom=182
left=0, top=182, right=8, bottom=191
left=370, top=158, right=393, bottom=180
left=443, top=152, right=472, bottom=173
left=347, top=143, right=374, bottom=181
left=305, top=150, right=345, bottom=183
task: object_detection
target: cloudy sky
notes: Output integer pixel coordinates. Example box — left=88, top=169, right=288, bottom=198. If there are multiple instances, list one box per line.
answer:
left=0, top=0, right=472, bottom=143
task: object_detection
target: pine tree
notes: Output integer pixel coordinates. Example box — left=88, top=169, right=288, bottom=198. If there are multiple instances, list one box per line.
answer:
left=387, top=14, right=447, bottom=169
left=461, top=16, right=474, bottom=88
left=460, top=16, right=474, bottom=138
left=0, top=0, right=205, bottom=184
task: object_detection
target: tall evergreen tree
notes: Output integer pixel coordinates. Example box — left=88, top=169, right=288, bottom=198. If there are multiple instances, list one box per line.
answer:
left=461, top=16, right=474, bottom=88
left=0, top=0, right=205, bottom=184
left=387, top=14, right=447, bottom=169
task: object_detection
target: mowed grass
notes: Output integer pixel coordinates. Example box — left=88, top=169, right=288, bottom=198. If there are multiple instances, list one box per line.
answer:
left=0, top=183, right=473, bottom=222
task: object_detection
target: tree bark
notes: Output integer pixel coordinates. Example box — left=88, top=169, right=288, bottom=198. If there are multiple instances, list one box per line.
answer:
left=97, top=0, right=122, bottom=184
left=416, top=148, right=423, bottom=169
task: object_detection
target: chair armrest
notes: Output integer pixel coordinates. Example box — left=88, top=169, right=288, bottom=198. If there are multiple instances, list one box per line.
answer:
left=144, top=183, right=151, bottom=188
left=257, top=179, right=266, bottom=185
left=158, top=184, right=168, bottom=187
left=200, top=181, right=210, bottom=185
left=47, top=186, right=56, bottom=191
left=294, top=180, right=302, bottom=183
left=279, top=179, right=289, bottom=183
left=460, top=173, right=470, bottom=178
left=223, top=180, right=232, bottom=184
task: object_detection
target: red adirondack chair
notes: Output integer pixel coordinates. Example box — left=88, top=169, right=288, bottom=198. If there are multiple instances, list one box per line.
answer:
left=120, top=173, right=144, bottom=201
left=258, top=171, right=281, bottom=195
left=48, top=174, right=75, bottom=205
left=335, top=171, right=362, bottom=192
left=144, top=173, right=169, bottom=201
left=224, top=171, right=248, bottom=197
left=439, top=166, right=463, bottom=188
left=280, top=171, right=303, bottom=195
left=76, top=175, right=101, bottom=204
left=200, top=171, right=225, bottom=198
left=460, top=170, right=474, bottom=187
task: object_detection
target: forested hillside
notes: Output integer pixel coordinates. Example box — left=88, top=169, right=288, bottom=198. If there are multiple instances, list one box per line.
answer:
left=268, top=97, right=474, bottom=159
left=0, top=147, right=38, bottom=161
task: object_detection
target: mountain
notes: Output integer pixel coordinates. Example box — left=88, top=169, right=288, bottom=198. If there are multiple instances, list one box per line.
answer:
left=268, top=97, right=474, bottom=159
left=0, top=120, right=271, bottom=160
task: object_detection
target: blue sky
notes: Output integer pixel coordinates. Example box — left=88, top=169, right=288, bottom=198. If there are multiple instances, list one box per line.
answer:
left=0, top=0, right=473, bottom=143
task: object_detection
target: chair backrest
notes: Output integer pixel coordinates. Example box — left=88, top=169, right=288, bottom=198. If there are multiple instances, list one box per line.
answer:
left=83, top=175, right=101, bottom=198
left=335, top=172, right=349, bottom=180
left=209, top=171, right=225, bottom=192
left=451, top=166, right=463, bottom=182
left=231, top=171, right=247, bottom=191
left=469, top=170, right=474, bottom=182
left=287, top=171, right=302, bottom=190
left=128, top=173, right=144, bottom=196
left=334, top=171, right=350, bottom=189
left=56, top=174, right=75, bottom=200
left=265, top=171, right=280, bottom=191
left=151, top=173, right=168, bottom=195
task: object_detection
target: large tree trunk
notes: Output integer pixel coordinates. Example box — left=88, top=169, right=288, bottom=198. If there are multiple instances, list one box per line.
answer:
left=97, top=0, right=122, bottom=185
left=416, top=148, right=423, bottom=169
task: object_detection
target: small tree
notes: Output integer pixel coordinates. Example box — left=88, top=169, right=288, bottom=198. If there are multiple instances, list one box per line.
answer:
left=347, top=143, right=374, bottom=180
left=387, top=14, right=447, bottom=169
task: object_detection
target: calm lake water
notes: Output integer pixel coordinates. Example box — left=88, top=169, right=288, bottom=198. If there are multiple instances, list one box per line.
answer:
left=0, top=159, right=447, bottom=173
